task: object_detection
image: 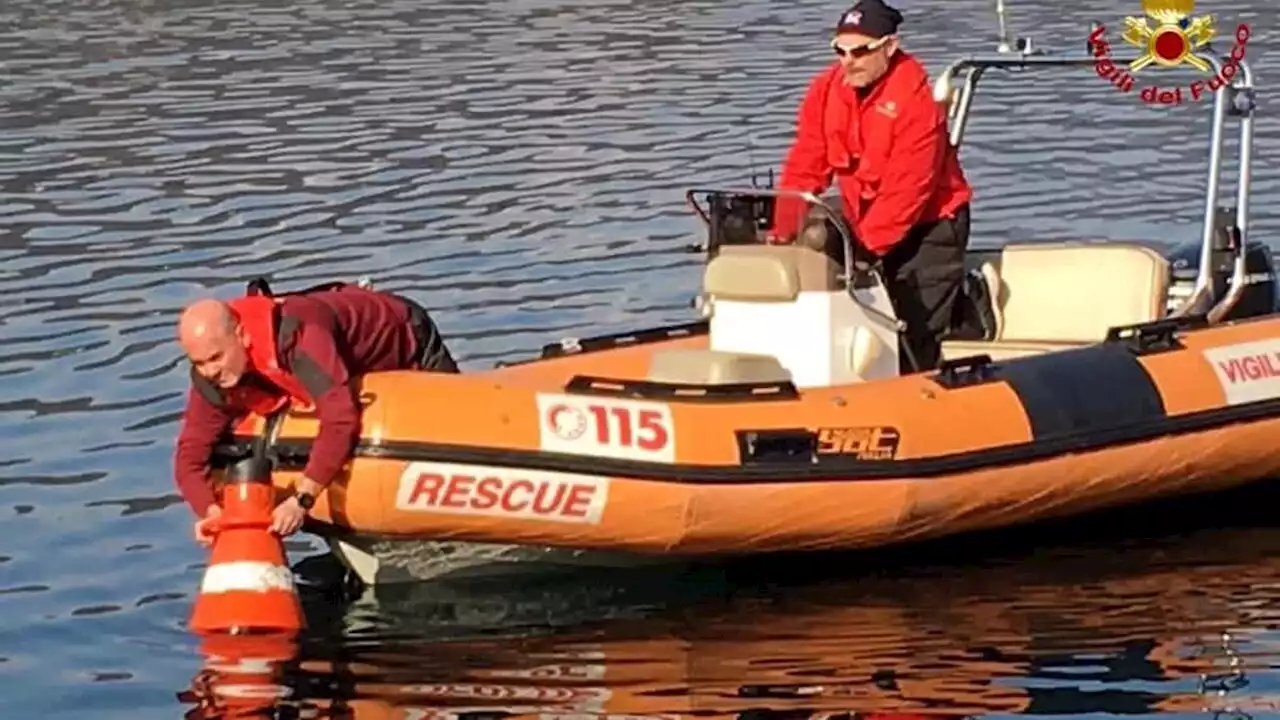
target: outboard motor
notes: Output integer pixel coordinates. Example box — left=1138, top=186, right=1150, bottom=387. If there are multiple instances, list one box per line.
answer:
left=1164, top=207, right=1279, bottom=320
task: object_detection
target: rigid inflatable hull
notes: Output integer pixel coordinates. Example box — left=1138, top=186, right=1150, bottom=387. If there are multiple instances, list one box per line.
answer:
left=210, top=314, right=1280, bottom=561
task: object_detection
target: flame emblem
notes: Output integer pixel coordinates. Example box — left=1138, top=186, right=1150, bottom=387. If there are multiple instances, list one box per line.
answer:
left=1121, top=0, right=1216, bottom=72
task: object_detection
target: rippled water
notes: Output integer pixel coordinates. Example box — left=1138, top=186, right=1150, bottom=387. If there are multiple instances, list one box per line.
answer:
left=209, top=491, right=1280, bottom=720
left=0, top=0, right=1277, bottom=717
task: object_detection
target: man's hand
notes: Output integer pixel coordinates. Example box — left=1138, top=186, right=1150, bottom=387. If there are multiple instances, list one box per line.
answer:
left=194, top=505, right=222, bottom=546
left=270, top=495, right=307, bottom=537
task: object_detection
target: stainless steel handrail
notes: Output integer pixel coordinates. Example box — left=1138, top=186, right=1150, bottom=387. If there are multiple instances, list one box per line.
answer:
left=931, top=44, right=1256, bottom=324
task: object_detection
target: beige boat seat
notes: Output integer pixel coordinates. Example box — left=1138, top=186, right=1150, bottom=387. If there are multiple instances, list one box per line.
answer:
left=944, top=241, right=1170, bottom=361
left=646, top=348, right=793, bottom=385
left=703, top=244, right=843, bottom=301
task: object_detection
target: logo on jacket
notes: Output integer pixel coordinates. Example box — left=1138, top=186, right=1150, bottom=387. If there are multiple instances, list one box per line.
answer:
left=1086, top=0, right=1249, bottom=105
left=874, top=100, right=897, bottom=118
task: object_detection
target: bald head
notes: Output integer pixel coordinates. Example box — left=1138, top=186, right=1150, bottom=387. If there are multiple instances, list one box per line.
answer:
left=179, top=299, right=235, bottom=344
left=179, top=298, right=249, bottom=389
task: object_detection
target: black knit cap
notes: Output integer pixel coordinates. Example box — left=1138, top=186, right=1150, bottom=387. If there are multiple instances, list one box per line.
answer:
left=834, top=0, right=904, bottom=38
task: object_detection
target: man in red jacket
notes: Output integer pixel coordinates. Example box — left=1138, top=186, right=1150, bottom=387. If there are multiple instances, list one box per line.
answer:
left=769, top=0, right=973, bottom=372
left=173, top=281, right=458, bottom=544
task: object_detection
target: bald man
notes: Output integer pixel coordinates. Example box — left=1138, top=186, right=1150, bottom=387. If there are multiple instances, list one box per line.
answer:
left=173, top=281, right=458, bottom=544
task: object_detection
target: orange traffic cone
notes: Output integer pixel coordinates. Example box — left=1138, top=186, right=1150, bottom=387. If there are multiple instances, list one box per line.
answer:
left=189, top=454, right=304, bottom=634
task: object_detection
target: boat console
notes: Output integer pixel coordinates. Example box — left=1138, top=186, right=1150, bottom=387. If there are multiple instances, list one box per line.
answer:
left=701, top=242, right=902, bottom=387
left=642, top=189, right=906, bottom=389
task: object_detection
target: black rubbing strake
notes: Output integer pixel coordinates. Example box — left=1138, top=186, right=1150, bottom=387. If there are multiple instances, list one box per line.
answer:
left=992, top=343, right=1167, bottom=440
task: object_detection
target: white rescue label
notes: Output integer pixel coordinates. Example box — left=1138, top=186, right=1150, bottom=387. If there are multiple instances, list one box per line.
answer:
left=395, top=462, right=609, bottom=524
left=536, top=393, right=675, bottom=462
left=1203, top=339, right=1280, bottom=405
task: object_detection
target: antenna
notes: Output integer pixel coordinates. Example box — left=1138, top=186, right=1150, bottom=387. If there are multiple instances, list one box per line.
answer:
left=993, top=0, right=1037, bottom=55
left=741, top=106, right=776, bottom=189
left=747, top=117, right=760, bottom=189
left=995, top=0, right=1012, bottom=52
left=746, top=131, right=774, bottom=190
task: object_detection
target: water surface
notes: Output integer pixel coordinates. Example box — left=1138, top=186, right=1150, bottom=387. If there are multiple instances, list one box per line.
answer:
left=192, top=492, right=1280, bottom=719
left=1, top=0, right=1277, bottom=717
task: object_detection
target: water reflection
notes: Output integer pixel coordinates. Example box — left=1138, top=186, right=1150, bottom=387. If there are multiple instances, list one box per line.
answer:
left=180, top=488, right=1280, bottom=719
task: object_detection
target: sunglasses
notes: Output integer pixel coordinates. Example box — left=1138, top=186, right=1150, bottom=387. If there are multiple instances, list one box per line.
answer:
left=831, top=36, right=892, bottom=58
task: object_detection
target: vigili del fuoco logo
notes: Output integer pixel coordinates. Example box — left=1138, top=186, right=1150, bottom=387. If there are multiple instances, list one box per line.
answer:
left=1087, top=0, right=1250, bottom=105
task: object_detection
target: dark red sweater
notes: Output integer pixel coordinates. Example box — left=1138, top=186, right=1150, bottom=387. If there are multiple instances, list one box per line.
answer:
left=173, top=287, right=420, bottom=516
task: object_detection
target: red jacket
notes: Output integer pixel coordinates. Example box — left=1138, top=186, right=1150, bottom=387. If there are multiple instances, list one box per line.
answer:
left=173, top=285, right=423, bottom=516
left=771, top=52, right=972, bottom=255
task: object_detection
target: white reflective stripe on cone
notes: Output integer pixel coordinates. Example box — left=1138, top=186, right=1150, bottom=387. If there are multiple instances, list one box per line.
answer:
left=200, top=561, right=296, bottom=594
left=215, top=683, right=294, bottom=700
left=206, top=656, right=275, bottom=674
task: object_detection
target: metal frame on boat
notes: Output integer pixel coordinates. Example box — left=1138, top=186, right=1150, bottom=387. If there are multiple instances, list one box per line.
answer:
left=685, top=19, right=1259, bottom=335
left=934, top=38, right=1257, bottom=324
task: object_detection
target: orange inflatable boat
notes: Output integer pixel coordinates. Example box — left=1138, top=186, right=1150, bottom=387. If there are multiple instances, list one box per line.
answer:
left=209, top=46, right=1270, bottom=586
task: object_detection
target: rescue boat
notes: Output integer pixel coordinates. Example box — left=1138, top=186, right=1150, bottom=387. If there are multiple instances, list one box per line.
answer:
left=209, top=39, right=1271, bottom=588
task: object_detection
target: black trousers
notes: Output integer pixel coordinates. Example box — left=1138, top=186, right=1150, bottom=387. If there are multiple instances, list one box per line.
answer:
left=797, top=203, right=971, bottom=374
left=394, top=295, right=461, bottom=373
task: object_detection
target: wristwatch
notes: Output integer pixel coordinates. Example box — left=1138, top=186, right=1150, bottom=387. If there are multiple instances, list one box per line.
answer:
left=294, top=490, right=316, bottom=510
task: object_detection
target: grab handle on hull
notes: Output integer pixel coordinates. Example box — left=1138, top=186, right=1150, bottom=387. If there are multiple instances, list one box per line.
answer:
left=931, top=354, right=996, bottom=389
left=1104, top=315, right=1209, bottom=355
